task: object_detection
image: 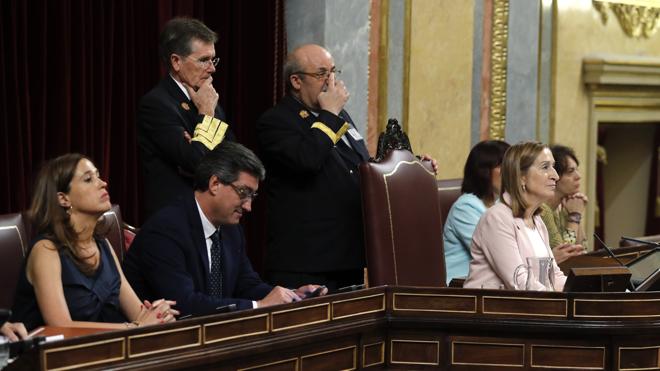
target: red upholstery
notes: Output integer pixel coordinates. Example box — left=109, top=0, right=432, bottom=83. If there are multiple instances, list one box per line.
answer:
left=359, top=149, right=446, bottom=287
left=123, top=228, right=137, bottom=251
left=437, top=178, right=462, bottom=226
left=0, top=212, right=29, bottom=309
left=0, top=205, right=134, bottom=309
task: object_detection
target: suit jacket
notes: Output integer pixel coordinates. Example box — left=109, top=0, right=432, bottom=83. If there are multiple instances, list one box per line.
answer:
left=137, top=76, right=233, bottom=216
left=463, top=194, right=567, bottom=291
left=256, top=95, right=370, bottom=273
left=122, top=193, right=272, bottom=314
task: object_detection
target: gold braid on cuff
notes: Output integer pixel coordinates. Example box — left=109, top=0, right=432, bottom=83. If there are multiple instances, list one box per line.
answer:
left=191, top=115, right=228, bottom=150
left=311, top=121, right=350, bottom=144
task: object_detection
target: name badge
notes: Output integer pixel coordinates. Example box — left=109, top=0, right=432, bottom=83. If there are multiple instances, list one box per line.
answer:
left=348, top=127, right=363, bottom=141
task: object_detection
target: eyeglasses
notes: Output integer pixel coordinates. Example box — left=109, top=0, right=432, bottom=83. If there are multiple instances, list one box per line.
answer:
left=293, top=67, right=341, bottom=80
left=187, top=56, right=220, bottom=68
left=228, top=183, right=258, bottom=202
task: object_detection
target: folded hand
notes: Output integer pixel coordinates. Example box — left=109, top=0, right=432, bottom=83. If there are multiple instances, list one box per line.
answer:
left=137, top=299, right=180, bottom=326
left=552, top=243, right=585, bottom=264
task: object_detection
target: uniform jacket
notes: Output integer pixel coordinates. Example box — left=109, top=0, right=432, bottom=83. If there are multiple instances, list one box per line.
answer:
left=137, top=76, right=232, bottom=216
left=256, top=95, right=370, bottom=273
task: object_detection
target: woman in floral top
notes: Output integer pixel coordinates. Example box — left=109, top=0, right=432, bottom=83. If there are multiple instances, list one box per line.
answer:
left=539, top=145, right=587, bottom=263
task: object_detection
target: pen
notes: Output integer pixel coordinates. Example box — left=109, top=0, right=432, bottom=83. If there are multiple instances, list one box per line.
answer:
left=337, top=284, right=365, bottom=292
left=27, top=327, right=45, bottom=338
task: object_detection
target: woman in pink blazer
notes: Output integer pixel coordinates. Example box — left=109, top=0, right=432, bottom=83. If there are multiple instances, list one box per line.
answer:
left=464, top=142, right=567, bottom=291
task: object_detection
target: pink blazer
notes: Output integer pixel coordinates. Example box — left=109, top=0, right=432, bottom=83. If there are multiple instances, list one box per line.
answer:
left=463, top=194, right=567, bottom=291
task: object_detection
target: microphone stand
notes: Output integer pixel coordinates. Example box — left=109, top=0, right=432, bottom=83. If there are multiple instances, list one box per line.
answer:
left=593, top=233, right=636, bottom=291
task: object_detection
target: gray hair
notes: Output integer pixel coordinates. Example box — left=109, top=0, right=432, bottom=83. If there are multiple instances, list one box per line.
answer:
left=159, top=17, right=217, bottom=71
left=283, top=53, right=303, bottom=94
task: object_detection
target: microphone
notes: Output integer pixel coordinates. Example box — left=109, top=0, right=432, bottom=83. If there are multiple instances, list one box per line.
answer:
left=593, top=233, right=636, bottom=290
left=593, top=233, right=627, bottom=266
left=620, top=236, right=660, bottom=247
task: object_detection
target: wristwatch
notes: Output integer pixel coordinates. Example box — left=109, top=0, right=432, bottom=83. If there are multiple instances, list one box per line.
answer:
left=567, top=212, right=582, bottom=224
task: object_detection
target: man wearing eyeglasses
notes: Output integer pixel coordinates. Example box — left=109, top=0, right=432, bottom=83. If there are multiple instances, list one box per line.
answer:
left=137, top=17, right=233, bottom=217
left=256, top=44, right=371, bottom=290
left=123, top=142, right=326, bottom=316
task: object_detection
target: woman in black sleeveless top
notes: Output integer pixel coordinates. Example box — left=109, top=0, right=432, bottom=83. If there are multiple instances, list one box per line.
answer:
left=11, top=154, right=179, bottom=330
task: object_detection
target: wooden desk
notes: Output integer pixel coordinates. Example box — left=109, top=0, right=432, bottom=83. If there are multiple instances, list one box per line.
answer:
left=8, top=286, right=660, bottom=370
left=559, top=243, right=656, bottom=274
left=34, top=326, right=110, bottom=339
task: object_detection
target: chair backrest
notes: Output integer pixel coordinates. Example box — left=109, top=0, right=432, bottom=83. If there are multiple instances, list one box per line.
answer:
left=95, top=204, right=126, bottom=262
left=359, top=149, right=446, bottom=287
left=437, top=178, right=462, bottom=226
left=0, top=212, right=29, bottom=309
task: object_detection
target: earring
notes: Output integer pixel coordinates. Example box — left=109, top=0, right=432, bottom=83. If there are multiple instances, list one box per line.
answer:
left=522, top=184, right=527, bottom=192
left=66, top=205, right=73, bottom=215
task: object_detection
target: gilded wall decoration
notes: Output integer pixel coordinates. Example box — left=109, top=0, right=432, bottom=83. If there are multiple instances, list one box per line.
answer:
left=593, top=1, right=660, bottom=38
left=489, top=0, right=509, bottom=140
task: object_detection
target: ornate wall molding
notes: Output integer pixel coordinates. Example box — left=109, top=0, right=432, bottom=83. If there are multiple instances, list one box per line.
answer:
left=489, top=0, right=509, bottom=140
left=593, top=1, right=660, bottom=39
left=582, top=54, right=660, bottom=254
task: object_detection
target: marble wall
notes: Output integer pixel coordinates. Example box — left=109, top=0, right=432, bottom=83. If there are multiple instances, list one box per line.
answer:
left=407, top=0, right=475, bottom=179
left=285, top=0, right=371, bottom=137
left=505, top=0, right=541, bottom=143
left=387, top=0, right=405, bottom=126
left=554, top=0, right=660, bottom=168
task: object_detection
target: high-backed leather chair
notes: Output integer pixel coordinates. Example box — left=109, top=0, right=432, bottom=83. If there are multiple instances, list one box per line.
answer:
left=437, top=178, right=462, bottom=225
left=95, top=204, right=127, bottom=262
left=360, top=149, right=446, bottom=287
left=0, top=212, right=29, bottom=309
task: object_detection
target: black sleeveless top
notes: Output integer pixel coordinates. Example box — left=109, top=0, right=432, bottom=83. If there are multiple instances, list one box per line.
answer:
left=11, top=237, right=126, bottom=330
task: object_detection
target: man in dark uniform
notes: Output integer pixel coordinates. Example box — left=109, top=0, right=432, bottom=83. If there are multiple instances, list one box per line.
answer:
left=138, top=17, right=232, bottom=216
left=256, top=44, right=370, bottom=290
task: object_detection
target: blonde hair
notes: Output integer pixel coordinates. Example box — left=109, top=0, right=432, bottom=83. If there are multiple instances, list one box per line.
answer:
left=500, top=141, right=547, bottom=218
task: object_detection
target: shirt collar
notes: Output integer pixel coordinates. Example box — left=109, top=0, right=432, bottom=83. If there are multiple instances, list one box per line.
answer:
left=170, top=74, right=191, bottom=101
left=194, top=197, right=218, bottom=239
left=291, top=94, right=319, bottom=116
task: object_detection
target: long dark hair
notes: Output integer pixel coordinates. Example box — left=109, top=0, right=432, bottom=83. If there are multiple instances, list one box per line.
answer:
left=461, top=140, right=510, bottom=205
left=29, top=153, right=97, bottom=275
